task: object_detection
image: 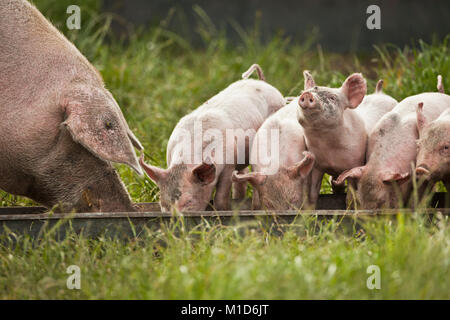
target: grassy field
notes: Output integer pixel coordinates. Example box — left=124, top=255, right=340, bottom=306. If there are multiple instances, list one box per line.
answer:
left=0, top=1, right=449, bottom=299
left=1, top=214, right=449, bottom=299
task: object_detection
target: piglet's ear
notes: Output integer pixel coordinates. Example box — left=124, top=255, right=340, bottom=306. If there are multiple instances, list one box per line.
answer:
left=192, top=158, right=216, bottom=185
left=416, top=102, right=428, bottom=133
left=303, top=70, right=316, bottom=90
left=341, top=73, right=367, bottom=109
left=62, top=98, right=143, bottom=175
left=139, top=154, right=168, bottom=184
left=375, top=79, right=384, bottom=93
left=381, top=172, right=410, bottom=185
left=333, top=166, right=365, bottom=185
left=232, top=171, right=267, bottom=187
left=437, top=75, right=444, bottom=93
left=287, top=151, right=315, bottom=179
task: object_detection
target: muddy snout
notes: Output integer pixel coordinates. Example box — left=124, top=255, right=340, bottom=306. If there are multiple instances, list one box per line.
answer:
left=298, top=92, right=317, bottom=109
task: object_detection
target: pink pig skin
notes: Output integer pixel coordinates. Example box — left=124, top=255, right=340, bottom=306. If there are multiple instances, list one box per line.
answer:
left=0, top=0, right=143, bottom=212
left=355, top=80, right=398, bottom=136
left=297, top=72, right=369, bottom=198
left=416, top=106, right=450, bottom=191
left=232, top=100, right=316, bottom=210
left=335, top=92, right=450, bottom=209
left=140, top=66, right=285, bottom=212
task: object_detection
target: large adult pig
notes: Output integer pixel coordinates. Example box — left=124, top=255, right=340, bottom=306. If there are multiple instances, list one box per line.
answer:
left=335, top=88, right=450, bottom=209
left=415, top=100, right=450, bottom=191
left=231, top=100, right=316, bottom=210
left=140, top=64, right=285, bottom=212
left=0, top=0, right=143, bottom=212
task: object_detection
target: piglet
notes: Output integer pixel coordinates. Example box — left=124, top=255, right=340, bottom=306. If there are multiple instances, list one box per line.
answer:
left=354, top=80, right=398, bottom=135
left=296, top=71, right=368, bottom=201
left=329, top=79, right=399, bottom=196
left=140, top=64, right=285, bottom=212
left=415, top=82, right=450, bottom=191
left=334, top=78, right=450, bottom=209
left=0, top=0, right=143, bottom=212
left=232, top=101, right=316, bottom=210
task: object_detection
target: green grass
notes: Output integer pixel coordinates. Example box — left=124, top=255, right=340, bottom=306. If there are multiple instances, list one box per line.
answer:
left=0, top=214, right=448, bottom=299
left=0, top=1, right=449, bottom=299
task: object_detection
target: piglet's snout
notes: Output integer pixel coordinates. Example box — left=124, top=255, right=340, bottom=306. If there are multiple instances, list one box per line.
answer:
left=299, top=92, right=316, bottom=109
left=415, top=165, right=431, bottom=177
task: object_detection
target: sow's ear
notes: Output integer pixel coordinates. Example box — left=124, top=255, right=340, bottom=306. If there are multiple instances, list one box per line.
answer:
left=61, top=90, right=143, bottom=175
left=334, top=166, right=365, bottom=185
left=104, top=91, right=144, bottom=151
left=127, top=129, right=144, bottom=151
left=341, top=73, right=367, bottom=109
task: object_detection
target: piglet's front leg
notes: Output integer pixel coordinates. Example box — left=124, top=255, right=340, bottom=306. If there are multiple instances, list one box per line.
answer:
left=213, top=166, right=235, bottom=210
left=232, top=167, right=249, bottom=200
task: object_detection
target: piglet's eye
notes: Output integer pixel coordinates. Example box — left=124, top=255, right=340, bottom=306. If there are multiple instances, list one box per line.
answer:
left=440, top=145, right=450, bottom=155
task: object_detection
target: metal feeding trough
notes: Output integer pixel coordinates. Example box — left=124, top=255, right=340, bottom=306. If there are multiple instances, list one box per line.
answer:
left=0, top=193, right=448, bottom=239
